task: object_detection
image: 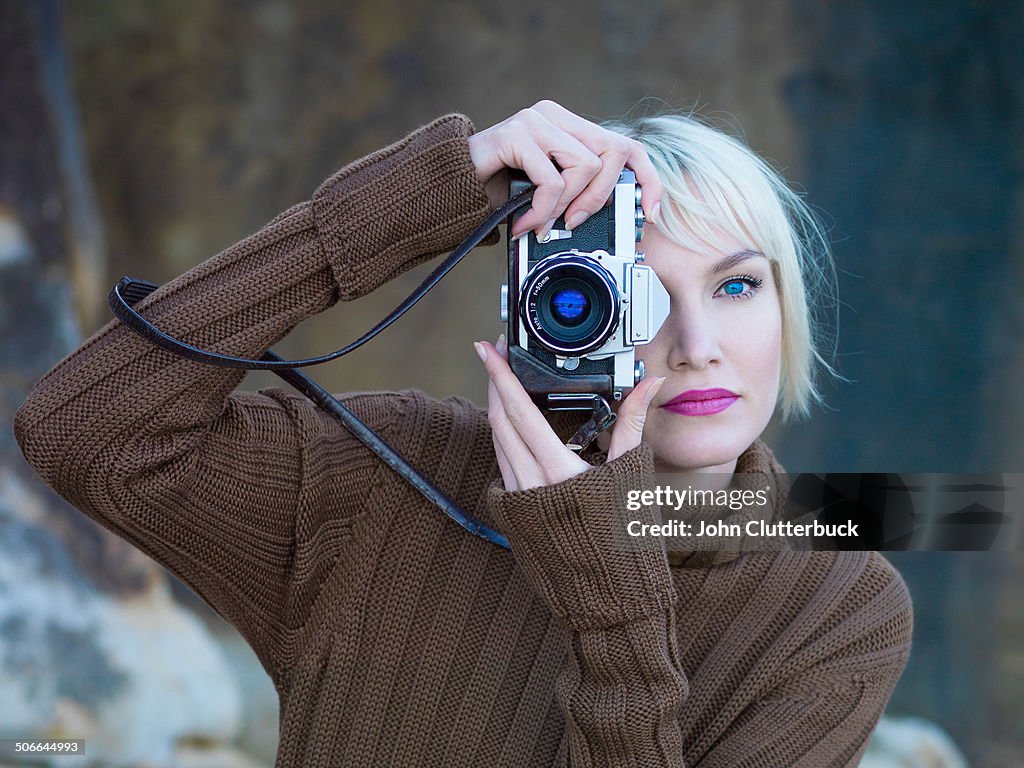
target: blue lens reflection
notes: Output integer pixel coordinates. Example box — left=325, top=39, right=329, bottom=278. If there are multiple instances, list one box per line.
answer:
left=551, top=287, right=588, bottom=324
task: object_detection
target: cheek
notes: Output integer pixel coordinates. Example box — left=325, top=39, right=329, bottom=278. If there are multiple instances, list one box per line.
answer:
left=728, top=303, right=783, bottom=399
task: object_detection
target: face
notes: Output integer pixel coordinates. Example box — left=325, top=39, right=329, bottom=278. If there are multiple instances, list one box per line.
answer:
left=600, top=223, right=782, bottom=476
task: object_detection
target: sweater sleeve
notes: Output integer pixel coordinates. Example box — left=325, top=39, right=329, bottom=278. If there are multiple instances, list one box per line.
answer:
left=12, top=114, right=495, bottom=680
left=486, top=444, right=688, bottom=768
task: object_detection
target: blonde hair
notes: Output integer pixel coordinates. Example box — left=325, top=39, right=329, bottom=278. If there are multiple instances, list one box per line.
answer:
left=604, top=111, right=838, bottom=421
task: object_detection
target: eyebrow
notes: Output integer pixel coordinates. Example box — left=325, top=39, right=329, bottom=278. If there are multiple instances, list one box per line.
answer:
left=708, top=250, right=767, bottom=275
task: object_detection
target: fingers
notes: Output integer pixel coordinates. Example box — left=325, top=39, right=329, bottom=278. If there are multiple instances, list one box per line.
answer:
left=507, top=113, right=600, bottom=238
left=482, top=334, right=542, bottom=489
left=562, top=149, right=629, bottom=230
left=487, top=373, right=541, bottom=489
left=491, top=428, right=518, bottom=492
left=476, top=336, right=592, bottom=490
left=516, top=132, right=589, bottom=239
left=531, top=100, right=665, bottom=227
left=624, top=139, right=664, bottom=225
left=605, top=376, right=666, bottom=462
left=476, top=340, right=569, bottom=469
left=487, top=338, right=520, bottom=490
left=471, top=100, right=664, bottom=239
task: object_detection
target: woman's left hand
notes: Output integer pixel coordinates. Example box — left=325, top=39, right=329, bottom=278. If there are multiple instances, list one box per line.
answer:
left=475, top=335, right=666, bottom=491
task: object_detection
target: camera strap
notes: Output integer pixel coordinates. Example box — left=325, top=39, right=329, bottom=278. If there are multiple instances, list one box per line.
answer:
left=109, top=188, right=534, bottom=369
left=108, top=189, right=540, bottom=552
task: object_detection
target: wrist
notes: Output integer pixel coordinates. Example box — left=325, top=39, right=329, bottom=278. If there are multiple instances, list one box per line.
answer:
left=467, top=133, right=510, bottom=210
left=482, top=168, right=511, bottom=211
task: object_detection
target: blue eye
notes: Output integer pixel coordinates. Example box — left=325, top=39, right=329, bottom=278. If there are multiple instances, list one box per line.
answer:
left=724, top=280, right=746, bottom=295
left=716, top=274, right=763, bottom=300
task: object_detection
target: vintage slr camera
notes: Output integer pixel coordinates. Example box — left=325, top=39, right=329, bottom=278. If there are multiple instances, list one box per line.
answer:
left=500, top=170, right=670, bottom=447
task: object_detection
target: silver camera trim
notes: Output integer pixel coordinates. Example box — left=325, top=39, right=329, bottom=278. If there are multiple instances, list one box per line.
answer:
left=510, top=172, right=671, bottom=395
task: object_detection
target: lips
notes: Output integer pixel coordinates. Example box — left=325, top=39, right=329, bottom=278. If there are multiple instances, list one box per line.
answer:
left=659, top=388, right=739, bottom=417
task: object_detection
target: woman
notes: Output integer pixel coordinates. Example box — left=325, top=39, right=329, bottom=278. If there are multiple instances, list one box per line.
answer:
left=15, top=100, right=912, bottom=767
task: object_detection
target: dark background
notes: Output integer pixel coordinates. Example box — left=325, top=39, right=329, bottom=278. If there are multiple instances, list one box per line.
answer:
left=33, top=0, right=1024, bottom=473
left=2, top=1, right=1021, bottom=765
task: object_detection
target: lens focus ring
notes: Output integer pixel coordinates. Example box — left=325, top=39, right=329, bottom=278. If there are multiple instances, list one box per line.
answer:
left=519, top=254, right=620, bottom=356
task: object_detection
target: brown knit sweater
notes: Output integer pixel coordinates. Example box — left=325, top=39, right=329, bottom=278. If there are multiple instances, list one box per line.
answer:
left=14, top=115, right=913, bottom=767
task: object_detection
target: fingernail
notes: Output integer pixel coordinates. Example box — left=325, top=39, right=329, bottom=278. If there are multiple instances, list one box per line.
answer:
left=565, top=211, right=588, bottom=230
left=650, top=201, right=661, bottom=224
left=496, top=334, right=507, bottom=355
left=644, top=377, right=667, bottom=405
left=536, top=218, right=557, bottom=240
left=473, top=341, right=487, bottom=362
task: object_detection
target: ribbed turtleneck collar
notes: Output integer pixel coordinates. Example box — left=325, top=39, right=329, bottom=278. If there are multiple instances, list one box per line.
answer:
left=658, top=439, right=788, bottom=568
left=547, top=411, right=789, bottom=569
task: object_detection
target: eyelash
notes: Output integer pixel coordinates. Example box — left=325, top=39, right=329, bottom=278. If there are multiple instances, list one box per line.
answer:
left=716, top=274, right=763, bottom=301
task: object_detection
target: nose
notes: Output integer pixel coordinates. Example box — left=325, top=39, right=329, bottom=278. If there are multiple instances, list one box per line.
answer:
left=664, top=299, right=722, bottom=371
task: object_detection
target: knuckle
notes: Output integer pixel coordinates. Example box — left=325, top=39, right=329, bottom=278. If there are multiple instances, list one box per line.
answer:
left=582, top=154, right=602, bottom=174
left=579, top=188, right=611, bottom=210
left=506, top=121, right=530, bottom=143
left=533, top=98, right=561, bottom=112
left=611, top=136, right=632, bottom=156
left=539, top=177, right=565, bottom=199
left=517, top=107, right=541, bottom=125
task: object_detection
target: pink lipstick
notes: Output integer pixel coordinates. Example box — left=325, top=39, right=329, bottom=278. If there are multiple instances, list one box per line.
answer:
left=660, top=388, right=739, bottom=416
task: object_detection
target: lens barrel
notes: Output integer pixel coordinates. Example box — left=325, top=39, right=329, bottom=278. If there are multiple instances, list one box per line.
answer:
left=519, top=254, right=620, bottom=355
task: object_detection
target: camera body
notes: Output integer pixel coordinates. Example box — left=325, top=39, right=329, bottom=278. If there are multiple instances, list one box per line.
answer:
left=501, top=170, right=670, bottom=409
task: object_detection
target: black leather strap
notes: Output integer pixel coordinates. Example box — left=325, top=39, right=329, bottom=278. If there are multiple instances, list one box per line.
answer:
left=108, top=188, right=534, bottom=369
left=270, top=351, right=511, bottom=549
left=108, top=189, right=534, bottom=552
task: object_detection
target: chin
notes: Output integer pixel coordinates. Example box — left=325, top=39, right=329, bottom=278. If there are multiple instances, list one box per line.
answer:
left=643, top=411, right=765, bottom=473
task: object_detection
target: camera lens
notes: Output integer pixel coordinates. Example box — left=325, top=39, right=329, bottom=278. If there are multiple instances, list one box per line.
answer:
left=520, top=254, right=620, bottom=355
left=549, top=286, right=588, bottom=326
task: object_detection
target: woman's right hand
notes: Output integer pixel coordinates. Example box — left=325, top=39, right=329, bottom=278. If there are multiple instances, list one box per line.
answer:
left=467, top=100, right=663, bottom=240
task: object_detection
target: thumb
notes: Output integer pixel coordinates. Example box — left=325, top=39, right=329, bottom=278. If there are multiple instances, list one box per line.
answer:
left=606, top=376, right=666, bottom=462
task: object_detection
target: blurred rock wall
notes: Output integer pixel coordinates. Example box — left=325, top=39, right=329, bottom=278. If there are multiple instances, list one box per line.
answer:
left=1, top=3, right=269, bottom=766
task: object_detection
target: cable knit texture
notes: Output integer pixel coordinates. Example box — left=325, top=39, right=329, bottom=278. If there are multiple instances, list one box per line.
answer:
left=14, top=114, right=913, bottom=767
